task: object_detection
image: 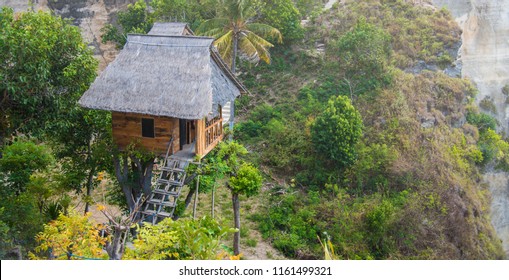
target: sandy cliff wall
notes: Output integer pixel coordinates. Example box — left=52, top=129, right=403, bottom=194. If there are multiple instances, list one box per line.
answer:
left=433, top=0, right=509, bottom=257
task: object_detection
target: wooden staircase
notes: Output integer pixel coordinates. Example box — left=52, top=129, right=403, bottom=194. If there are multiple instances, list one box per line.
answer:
left=140, top=137, right=193, bottom=224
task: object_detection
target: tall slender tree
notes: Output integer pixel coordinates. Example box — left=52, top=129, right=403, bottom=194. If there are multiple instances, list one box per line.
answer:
left=196, top=0, right=282, bottom=138
left=213, top=141, right=262, bottom=255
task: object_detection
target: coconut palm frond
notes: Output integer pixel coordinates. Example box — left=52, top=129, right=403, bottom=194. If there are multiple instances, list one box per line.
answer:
left=196, top=18, right=230, bottom=35
left=222, top=0, right=255, bottom=21
left=214, top=31, right=234, bottom=66
left=238, top=35, right=260, bottom=63
left=245, top=31, right=272, bottom=64
left=207, top=0, right=281, bottom=71
left=246, top=23, right=283, bottom=44
left=199, top=27, right=227, bottom=38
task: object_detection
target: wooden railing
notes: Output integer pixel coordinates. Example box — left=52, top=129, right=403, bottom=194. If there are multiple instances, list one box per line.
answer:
left=204, top=117, right=223, bottom=154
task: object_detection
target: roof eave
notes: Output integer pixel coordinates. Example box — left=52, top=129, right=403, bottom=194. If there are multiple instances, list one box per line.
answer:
left=210, top=48, right=249, bottom=95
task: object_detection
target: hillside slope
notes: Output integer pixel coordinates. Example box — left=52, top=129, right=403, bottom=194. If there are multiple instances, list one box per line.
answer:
left=236, top=0, right=506, bottom=259
left=433, top=0, right=509, bottom=258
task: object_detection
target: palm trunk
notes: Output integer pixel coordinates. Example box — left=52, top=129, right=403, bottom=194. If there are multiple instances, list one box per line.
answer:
left=229, top=33, right=238, bottom=141
left=232, top=192, right=240, bottom=255
left=231, top=32, right=238, bottom=73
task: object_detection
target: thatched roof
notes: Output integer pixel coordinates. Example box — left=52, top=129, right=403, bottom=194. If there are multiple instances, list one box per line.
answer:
left=147, top=22, right=194, bottom=36
left=79, top=26, right=246, bottom=119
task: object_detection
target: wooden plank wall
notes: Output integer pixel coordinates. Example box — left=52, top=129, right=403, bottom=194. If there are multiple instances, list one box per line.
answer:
left=112, top=112, right=179, bottom=155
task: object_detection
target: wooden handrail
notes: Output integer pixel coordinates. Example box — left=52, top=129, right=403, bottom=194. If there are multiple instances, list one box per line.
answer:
left=162, top=130, right=175, bottom=168
left=204, top=117, right=223, bottom=149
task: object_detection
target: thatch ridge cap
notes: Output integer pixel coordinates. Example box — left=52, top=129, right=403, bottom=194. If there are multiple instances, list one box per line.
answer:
left=127, top=33, right=215, bottom=40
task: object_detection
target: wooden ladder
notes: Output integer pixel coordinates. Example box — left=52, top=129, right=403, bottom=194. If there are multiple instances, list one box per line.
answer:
left=140, top=137, right=191, bottom=224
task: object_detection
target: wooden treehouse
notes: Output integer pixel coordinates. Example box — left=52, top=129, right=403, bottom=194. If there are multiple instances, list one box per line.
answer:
left=79, top=22, right=247, bottom=223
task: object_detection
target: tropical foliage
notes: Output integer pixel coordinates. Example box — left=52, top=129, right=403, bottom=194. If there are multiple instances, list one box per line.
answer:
left=30, top=212, right=108, bottom=260
left=329, top=19, right=393, bottom=97
left=1, top=0, right=508, bottom=261
left=0, top=7, right=97, bottom=140
left=197, top=0, right=282, bottom=71
left=311, top=95, right=363, bottom=169
left=125, top=216, right=236, bottom=260
left=101, top=0, right=154, bottom=48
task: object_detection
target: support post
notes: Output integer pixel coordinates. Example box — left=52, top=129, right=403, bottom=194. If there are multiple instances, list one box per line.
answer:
left=229, top=101, right=234, bottom=141
left=193, top=175, right=200, bottom=219
left=211, top=186, right=215, bottom=219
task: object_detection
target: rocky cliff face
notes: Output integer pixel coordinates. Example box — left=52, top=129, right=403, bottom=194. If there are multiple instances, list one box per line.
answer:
left=433, top=0, right=509, bottom=257
left=0, top=0, right=136, bottom=69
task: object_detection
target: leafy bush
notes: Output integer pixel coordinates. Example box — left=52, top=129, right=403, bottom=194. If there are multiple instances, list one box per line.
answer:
left=329, top=19, right=393, bottom=96
left=0, top=140, right=54, bottom=195
left=256, top=187, right=410, bottom=259
left=229, top=163, right=263, bottom=197
left=261, top=0, right=304, bottom=43
left=125, top=216, right=236, bottom=260
left=0, top=7, right=97, bottom=138
left=467, top=112, right=497, bottom=133
left=272, top=232, right=308, bottom=258
left=31, top=212, right=107, bottom=260
left=101, top=0, right=153, bottom=48
left=311, top=95, right=363, bottom=169
left=347, top=142, right=398, bottom=194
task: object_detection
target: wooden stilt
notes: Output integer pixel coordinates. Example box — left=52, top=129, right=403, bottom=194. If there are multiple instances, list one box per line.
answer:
left=193, top=175, right=200, bottom=219
left=211, top=186, right=215, bottom=219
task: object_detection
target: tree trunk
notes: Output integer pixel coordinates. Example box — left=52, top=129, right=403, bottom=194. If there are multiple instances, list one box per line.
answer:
left=114, top=154, right=135, bottom=212
left=107, top=226, right=126, bottom=260
left=141, top=159, right=154, bottom=197
left=84, top=165, right=95, bottom=215
left=114, top=154, right=155, bottom=212
left=183, top=185, right=197, bottom=211
left=229, top=33, right=238, bottom=141
left=232, top=192, right=240, bottom=255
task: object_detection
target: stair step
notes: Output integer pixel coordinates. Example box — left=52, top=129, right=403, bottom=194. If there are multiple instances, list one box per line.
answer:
left=147, top=199, right=176, bottom=208
left=142, top=210, right=172, bottom=218
left=161, top=166, right=186, bottom=173
left=153, top=189, right=179, bottom=196
left=157, top=178, right=181, bottom=186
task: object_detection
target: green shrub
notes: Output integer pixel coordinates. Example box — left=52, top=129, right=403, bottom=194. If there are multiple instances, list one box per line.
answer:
left=235, top=120, right=263, bottom=140
left=328, top=19, right=393, bottom=96
left=272, top=232, right=307, bottom=258
left=467, top=112, right=497, bottom=133
left=125, top=216, right=236, bottom=260
left=261, top=0, right=304, bottom=43
left=311, top=95, right=363, bottom=169
left=0, top=139, right=54, bottom=195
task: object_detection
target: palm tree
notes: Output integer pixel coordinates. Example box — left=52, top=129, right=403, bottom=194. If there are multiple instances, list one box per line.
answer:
left=197, top=0, right=282, bottom=140
left=197, top=0, right=282, bottom=73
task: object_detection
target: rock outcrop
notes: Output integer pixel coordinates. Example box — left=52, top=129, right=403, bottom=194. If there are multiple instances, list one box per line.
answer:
left=433, top=0, right=509, bottom=257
